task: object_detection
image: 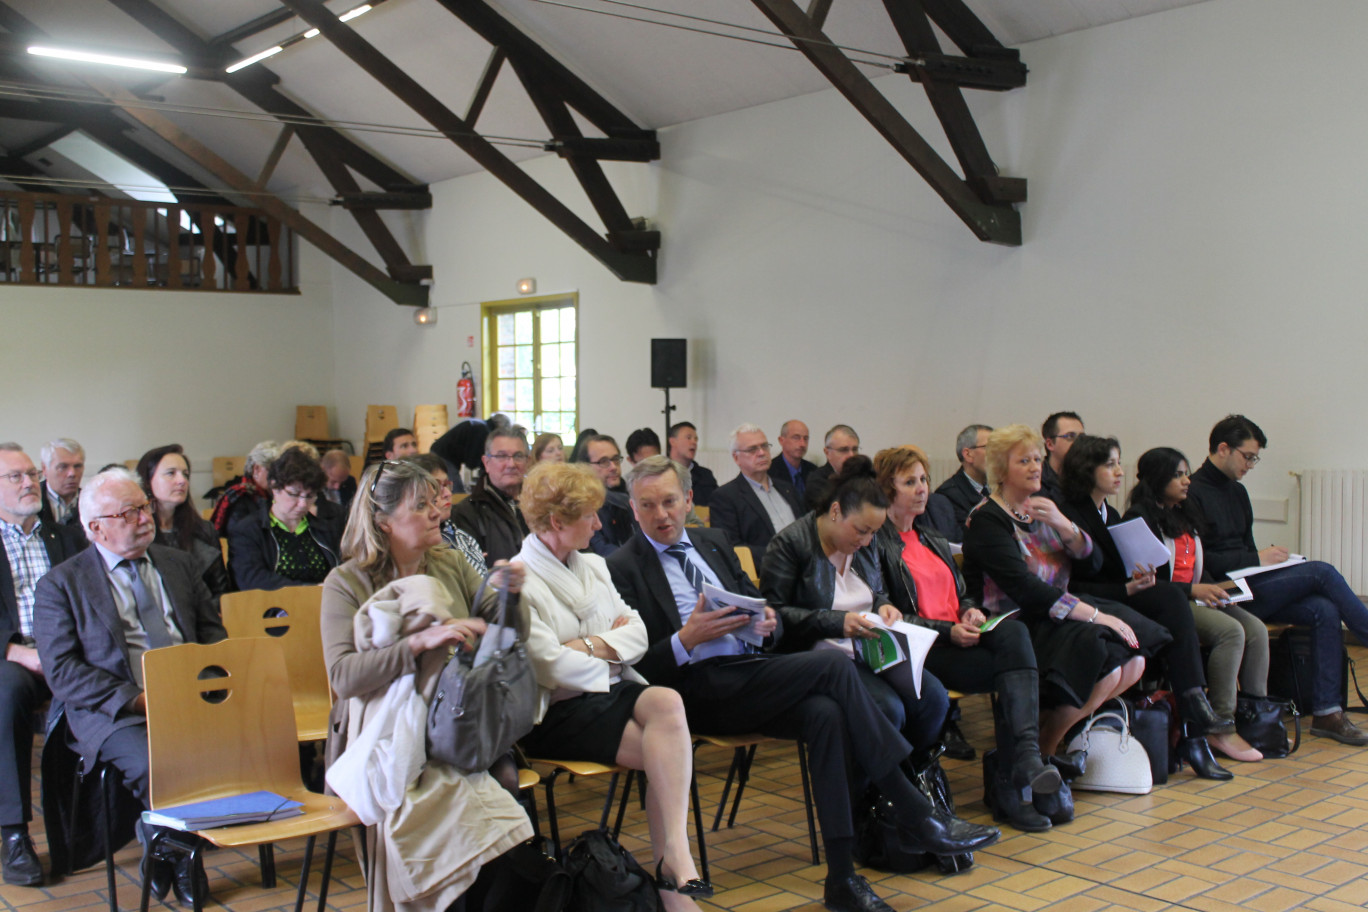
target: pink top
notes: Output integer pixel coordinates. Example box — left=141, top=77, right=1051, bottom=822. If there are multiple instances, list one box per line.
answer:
left=900, top=530, right=960, bottom=623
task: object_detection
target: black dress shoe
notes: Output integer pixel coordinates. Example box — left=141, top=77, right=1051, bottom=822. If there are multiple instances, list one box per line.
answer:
left=142, top=852, right=173, bottom=901
left=1048, top=751, right=1087, bottom=780
left=171, top=853, right=210, bottom=908
left=655, top=858, right=714, bottom=898
left=824, top=873, right=894, bottom=912
left=941, top=720, right=976, bottom=761
left=2, top=831, right=43, bottom=887
left=1179, top=691, right=1235, bottom=735
left=895, top=808, right=1000, bottom=855
left=1178, top=736, right=1234, bottom=781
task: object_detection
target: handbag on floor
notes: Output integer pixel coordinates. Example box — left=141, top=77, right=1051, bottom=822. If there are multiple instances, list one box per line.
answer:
left=562, top=829, right=660, bottom=912
left=854, top=751, right=973, bottom=875
left=1065, top=704, right=1153, bottom=795
left=1234, top=693, right=1300, bottom=758
left=1129, top=695, right=1172, bottom=785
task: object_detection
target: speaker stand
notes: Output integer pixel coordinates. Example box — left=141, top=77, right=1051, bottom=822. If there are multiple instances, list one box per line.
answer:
left=661, top=387, right=676, bottom=449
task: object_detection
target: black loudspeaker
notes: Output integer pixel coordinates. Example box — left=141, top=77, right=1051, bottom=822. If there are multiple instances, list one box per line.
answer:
left=651, top=338, right=687, bottom=389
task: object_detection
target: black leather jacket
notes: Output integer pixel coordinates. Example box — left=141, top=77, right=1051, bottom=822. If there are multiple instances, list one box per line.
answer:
left=759, top=513, right=891, bottom=651
left=226, top=498, right=342, bottom=591
left=874, top=518, right=978, bottom=643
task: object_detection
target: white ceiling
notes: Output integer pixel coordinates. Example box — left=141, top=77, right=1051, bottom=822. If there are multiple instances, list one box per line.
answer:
left=2, top=0, right=1215, bottom=198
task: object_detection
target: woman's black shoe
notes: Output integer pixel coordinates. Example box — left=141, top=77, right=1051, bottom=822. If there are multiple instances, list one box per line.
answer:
left=1048, top=751, right=1086, bottom=780
left=655, top=859, right=714, bottom=898
left=1033, top=780, right=1074, bottom=825
left=1178, top=735, right=1234, bottom=781
left=1179, top=691, right=1234, bottom=735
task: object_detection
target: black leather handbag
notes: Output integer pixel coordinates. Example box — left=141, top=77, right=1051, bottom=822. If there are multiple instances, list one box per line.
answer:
left=1234, top=693, right=1300, bottom=758
left=426, top=573, right=537, bottom=774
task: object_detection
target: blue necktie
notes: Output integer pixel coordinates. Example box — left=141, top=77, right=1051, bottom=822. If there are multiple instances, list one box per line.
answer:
left=119, top=559, right=173, bottom=649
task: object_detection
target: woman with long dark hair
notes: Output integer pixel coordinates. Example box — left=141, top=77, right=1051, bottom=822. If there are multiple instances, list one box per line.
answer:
left=136, top=444, right=228, bottom=596
left=1125, top=446, right=1268, bottom=762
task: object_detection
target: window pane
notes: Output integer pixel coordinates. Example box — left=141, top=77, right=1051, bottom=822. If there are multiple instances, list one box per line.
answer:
left=499, top=380, right=516, bottom=411
left=497, top=313, right=514, bottom=342
left=516, top=345, right=534, bottom=377
left=515, top=311, right=533, bottom=345
left=541, top=378, right=561, bottom=412
left=497, top=346, right=515, bottom=379
left=560, top=342, right=575, bottom=377
left=540, top=308, right=560, bottom=344
left=516, top=379, right=534, bottom=410
left=516, top=411, right=536, bottom=431
left=561, top=379, right=576, bottom=411
left=561, top=307, right=575, bottom=341
left=541, top=343, right=560, bottom=378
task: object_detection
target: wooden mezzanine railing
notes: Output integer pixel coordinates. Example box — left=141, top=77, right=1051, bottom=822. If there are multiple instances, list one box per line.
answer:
left=0, top=191, right=297, bottom=292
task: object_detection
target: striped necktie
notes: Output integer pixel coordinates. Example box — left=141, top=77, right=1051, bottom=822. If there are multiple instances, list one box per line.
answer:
left=118, top=558, right=173, bottom=649
left=664, top=542, right=757, bottom=653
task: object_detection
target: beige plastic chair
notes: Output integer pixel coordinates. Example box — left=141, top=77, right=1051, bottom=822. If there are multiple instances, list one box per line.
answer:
left=141, top=638, right=357, bottom=912
left=212, top=456, right=246, bottom=489
left=733, top=545, right=759, bottom=586
left=220, top=587, right=332, bottom=742
left=295, top=405, right=330, bottom=440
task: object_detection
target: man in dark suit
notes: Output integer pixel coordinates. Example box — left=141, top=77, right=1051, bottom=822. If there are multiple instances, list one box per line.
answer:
left=36, top=438, right=85, bottom=528
left=710, top=423, right=802, bottom=566
left=807, top=424, right=860, bottom=510
left=935, top=424, right=992, bottom=532
left=0, top=445, right=85, bottom=886
left=1040, top=412, right=1084, bottom=503
left=607, top=457, right=997, bottom=912
left=34, top=468, right=226, bottom=906
left=767, top=419, right=817, bottom=500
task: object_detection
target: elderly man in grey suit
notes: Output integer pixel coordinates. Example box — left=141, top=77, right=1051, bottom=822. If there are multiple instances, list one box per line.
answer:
left=34, top=468, right=225, bottom=907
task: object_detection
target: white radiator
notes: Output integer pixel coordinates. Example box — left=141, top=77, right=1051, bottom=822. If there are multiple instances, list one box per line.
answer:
left=1297, top=470, right=1368, bottom=594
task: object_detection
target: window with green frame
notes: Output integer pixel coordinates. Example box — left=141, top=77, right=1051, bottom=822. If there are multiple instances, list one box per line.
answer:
left=481, top=293, right=578, bottom=438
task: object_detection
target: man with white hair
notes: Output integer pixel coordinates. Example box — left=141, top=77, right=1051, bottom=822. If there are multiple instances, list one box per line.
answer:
left=210, top=440, right=280, bottom=535
left=0, top=444, right=84, bottom=886
left=35, top=468, right=225, bottom=905
left=708, top=424, right=802, bottom=566
left=37, top=439, right=84, bottom=528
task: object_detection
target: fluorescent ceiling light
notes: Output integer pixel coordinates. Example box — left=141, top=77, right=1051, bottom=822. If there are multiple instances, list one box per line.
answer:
left=27, top=45, right=187, bottom=74
left=339, top=5, right=372, bottom=22
left=303, top=28, right=321, bottom=38
left=225, top=45, right=284, bottom=73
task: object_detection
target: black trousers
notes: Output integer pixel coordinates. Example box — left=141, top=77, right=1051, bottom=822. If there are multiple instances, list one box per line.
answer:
left=677, top=650, right=912, bottom=843
left=1117, top=583, right=1205, bottom=693
left=923, top=617, right=1037, bottom=694
left=0, top=661, right=45, bottom=826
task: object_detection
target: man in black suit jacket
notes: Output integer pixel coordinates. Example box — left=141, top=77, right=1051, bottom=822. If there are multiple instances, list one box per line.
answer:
left=34, top=468, right=226, bottom=904
left=710, top=424, right=802, bottom=566
left=36, top=438, right=85, bottom=529
left=768, top=419, right=818, bottom=500
left=0, top=445, right=86, bottom=886
left=607, top=457, right=997, bottom=912
left=934, top=424, right=992, bottom=534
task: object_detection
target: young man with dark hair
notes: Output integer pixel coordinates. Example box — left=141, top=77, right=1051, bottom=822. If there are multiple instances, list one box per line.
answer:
left=667, top=421, right=718, bottom=506
left=382, top=427, right=419, bottom=460
left=1188, top=414, right=1368, bottom=746
left=1039, top=412, right=1084, bottom=502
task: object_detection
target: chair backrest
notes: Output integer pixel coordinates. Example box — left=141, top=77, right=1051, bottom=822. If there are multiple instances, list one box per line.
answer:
left=213, top=456, right=246, bottom=488
left=295, top=405, right=330, bottom=440
left=348, top=453, right=365, bottom=482
left=733, top=545, right=759, bottom=586
left=143, top=638, right=301, bottom=808
left=690, top=506, right=710, bottom=527
left=415, top=425, right=445, bottom=454
left=220, top=587, right=332, bottom=733
left=365, top=405, right=399, bottom=442
left=413, top=404, right=448, bottom=429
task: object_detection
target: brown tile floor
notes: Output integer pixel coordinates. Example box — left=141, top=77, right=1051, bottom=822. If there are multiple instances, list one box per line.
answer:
left=8, top=639, right=1368, bottom=912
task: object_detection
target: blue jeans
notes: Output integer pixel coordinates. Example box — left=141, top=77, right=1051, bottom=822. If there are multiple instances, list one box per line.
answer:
left=854, top=660, right=949, bottom=751
left=1245, top=561, right=1368, bottom=714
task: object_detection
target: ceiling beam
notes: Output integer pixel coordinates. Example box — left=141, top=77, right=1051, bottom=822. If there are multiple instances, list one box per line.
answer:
left=918, top=0, right=1015, bottom=58
left=5, top=125, right=76, bottom=159
left=209, top=7, right=299, bottom=50
left=749, top=0, right=1019, bottom=245
left=464, top=47, right=505, bottom=127
left=807, top=0, right=833, bottom=30
left=280, top=0, right=656, bottom=283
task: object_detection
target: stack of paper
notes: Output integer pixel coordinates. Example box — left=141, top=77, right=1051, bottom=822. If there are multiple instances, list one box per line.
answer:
left=854, top=613, right=938, bottom=696
left=143, top=791, right=304, bottom=831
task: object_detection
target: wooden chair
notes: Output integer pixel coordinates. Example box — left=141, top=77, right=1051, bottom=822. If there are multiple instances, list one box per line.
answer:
left=295, top=405, right=330, bottom=441
left=690, top=506, right=710, bottom=527
left=364, top=405, right=399, bottom=464
left=212, top=456, right=246, bottom=489
left=413, top=404, right=448, bottom=429
left=733, top=545, right=759, bottom=586
left=200, top=507, right=213, bottom=521
left=693, top=734, right=818, bottom=865
left=141, top=639, right=358, bottom=912
left=348, top=453, right=365, bottom=483
left=220, top=587, right=332, bottom=742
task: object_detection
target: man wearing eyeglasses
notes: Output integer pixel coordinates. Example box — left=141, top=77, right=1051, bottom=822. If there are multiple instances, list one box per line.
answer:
left=709, top=424, right=802, bottom=566
left=936, top=425, right=993, bottom=531
left=581, top=435, right=637, bottom=557
left=37, top=438, right=84, bottom=529
left=1040, top=411, right=1084, bottom=503
left=0, top=444, right=85, bottom=886
left=451, top=428, right=532, bottom=564
left=34, top=468, right=225, bottom=904
left=1189, top=415, right=1368, bottom=746
left=806, top=425, right=861, bottom=511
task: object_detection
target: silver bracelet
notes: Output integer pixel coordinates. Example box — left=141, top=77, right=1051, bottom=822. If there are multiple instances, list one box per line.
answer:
left=1088, top=606, right=1099, bottom=623
left=583, top=637, right=595, bottom=657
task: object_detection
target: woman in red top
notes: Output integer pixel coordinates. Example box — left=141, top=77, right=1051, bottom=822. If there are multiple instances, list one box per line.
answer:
left=873, top=446, right=1065, bottom=832
left=1125, top=447, right=1267, bottom=762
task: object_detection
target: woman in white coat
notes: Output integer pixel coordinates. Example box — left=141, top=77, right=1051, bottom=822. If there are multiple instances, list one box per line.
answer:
left=517, top=461, right=710, bottom=910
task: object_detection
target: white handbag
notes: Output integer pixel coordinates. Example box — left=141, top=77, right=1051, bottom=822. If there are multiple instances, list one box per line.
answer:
left=1065, top=706, right=1153, bottom=795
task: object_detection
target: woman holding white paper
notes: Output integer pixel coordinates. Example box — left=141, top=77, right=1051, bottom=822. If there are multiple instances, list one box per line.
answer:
left=1126, top=446, right=1268, bottom=762
left=760, top=456, right=950, bottom=753
left=871, top=445, right=1064, bottom=831
left=1059, top=436, right=1236, bottom=779
left=515, top=462, right=710, bottom=909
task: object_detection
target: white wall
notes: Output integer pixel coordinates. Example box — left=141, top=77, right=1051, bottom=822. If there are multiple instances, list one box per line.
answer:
left=2, top=233, right=335, bottom=503
left=326, top=0, right=1368, bottom=548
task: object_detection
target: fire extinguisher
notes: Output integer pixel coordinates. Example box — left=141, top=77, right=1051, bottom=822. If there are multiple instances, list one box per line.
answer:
left=456, top=362, right=476, bottom=418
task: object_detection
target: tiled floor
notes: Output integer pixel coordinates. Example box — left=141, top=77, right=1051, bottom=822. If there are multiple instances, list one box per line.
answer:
left=8, top=639, right=1368, bottom=912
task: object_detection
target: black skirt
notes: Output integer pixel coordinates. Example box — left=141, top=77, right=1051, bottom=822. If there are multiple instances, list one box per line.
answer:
left=1031, top=598, right=1172, bottom=709
left=520, top=680, right=648, bottom=765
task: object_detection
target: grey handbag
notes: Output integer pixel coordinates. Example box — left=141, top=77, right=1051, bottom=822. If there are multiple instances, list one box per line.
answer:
left=426, top=572, right=538, bottom=774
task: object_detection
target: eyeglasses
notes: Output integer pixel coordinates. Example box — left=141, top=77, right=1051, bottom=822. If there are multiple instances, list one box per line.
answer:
left=92, top=501, right=153, bottom=525
left=965, top=445, right=986, bottom=451
left=736, top=443, right=772, bottom=456
left=369, top=460, right=405, bottom=496
left=590, top=455, right=624, bottom=467
left=278, top=487, right=318, bottom=503
left=827, top=445, right=859, bottom=455
left=486, top=452, right=529, bottom=464
left=0, top=469, right=43, bottom=485
left=1234, top=449, right=1261, bottom=466
left=1050, top=432, right=1081, bottom=442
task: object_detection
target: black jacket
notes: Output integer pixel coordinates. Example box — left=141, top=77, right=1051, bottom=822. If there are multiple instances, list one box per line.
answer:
left=874, top=518, right=973, bottom=643
left=934, top=469, right=985, bottom=533
left=922, top=492, right=964, bottom=544
left=708, top=473, right=802, bottom=566
left=760, top=513, right=891, bottom=651
left=1059, top=498, right=1133, bottom=602
left=1185, top=459, right=1260, bottom=580
left=606, top=527, right=777, bottom=687
left=1, top=518, right=86, bottom=646
left=226, top=498, right=343, bottom=591
left=1039, top=460, right=1064, bottom=503
left=37, top=487, right=81, bottom=529
left=768, top=456, right=817, bottom=493
left=589, top=486, right=638, bottom=557
left=689, top=462, right=719, bottom=507
left=451, top=477, right=529, bottom=564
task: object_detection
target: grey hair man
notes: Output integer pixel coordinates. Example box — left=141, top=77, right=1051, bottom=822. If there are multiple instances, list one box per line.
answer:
left=210, top=440, right=281, bottom=535
left=451, top=427, right=531, bottom=563
left=709, top=424, right=802, bottom=565
left=935, top=424, right=993, bottom=530
left=38, top=438, right=85, bottom=527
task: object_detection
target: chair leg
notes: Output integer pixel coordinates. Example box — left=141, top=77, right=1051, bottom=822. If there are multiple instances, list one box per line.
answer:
left=259, top=843, right=277, bottom=888
left=521, top=783, right=541, bottom=838
left=598, top=771, right=622, bottom=831
left=710, top=746, right=743, bottom=831
left=727, top=745, right=760, bottom=829
left=140, top=829, right=169, bottom=912
left=610, top=772, right=634, bottom=839
left=545, top=769, right=564, bottom=859
left=293, top=834, right=317, bottom=912
left=187, top=842, right=205, bottom=912
left=98, top=765, right=118, bottom=912
left=314, top=831, right=339, bottom=912
left=797, top=741, right=819, bottom=866
left=689, top=770, right=709, bottom=885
